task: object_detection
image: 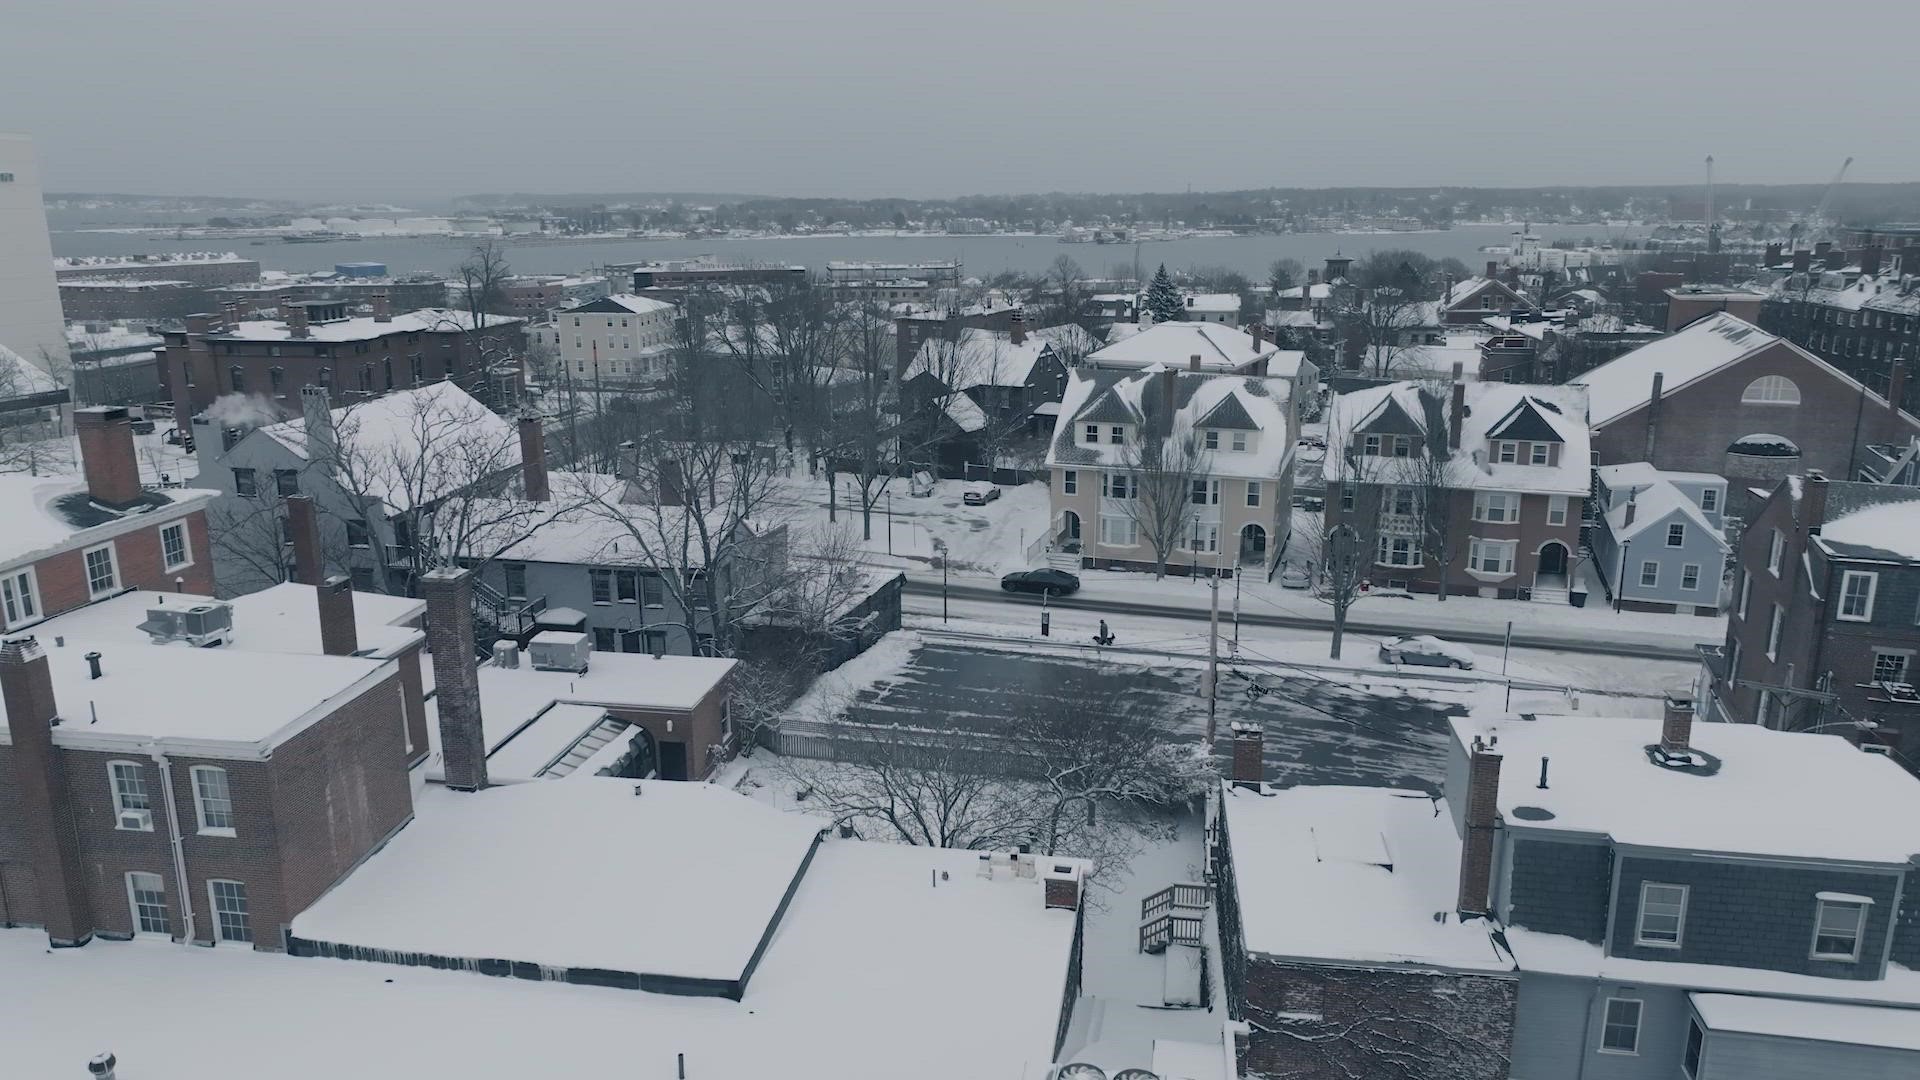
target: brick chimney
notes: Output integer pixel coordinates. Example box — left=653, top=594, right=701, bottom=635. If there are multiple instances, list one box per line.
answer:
left=223, top=301, right=242, bottom=331
left=1159, top=366, right=1177, bottom=432
left=422, top=568, right=488, bottom=792
left=1250, top=322, right=1266, bottom=349
left=74, top=406, right=144, bottom=508
left=1803, top=469, right=1830, bottom=537
left=1815, top=240, right=1833, bottom=257
left=301, top=386, right=337, bottom=472
left=1, top=636, right=96, bottom=946
left=1486, top=260, right=1499, bottom=280
left=1456, top=735, right=1502, bottom=918
left=1792, top=249, right=1812, bottom=274
left=1864, top=248, right=1886, bottom=278
left=372, top=292, right=392, bottom=323
left=1624, top=492, right=1637, bottom=528
left=1645, top=372, right=1665, bottom=462
left=1890, top=361, right=1908, bottom=415
left=1043, top=861, right=1083, bottom=911
left=518, top=417, right=550, bottom=502
left=1449, top=380, right=1466, bottom=451
left=1825, top=249, right=1846, bottom=271
left=317, top=575, right=359, bottom=657
left=1189, top=353, right=1203, bottom=372
left=1230, top=722, right=1264, bottom=789
left=1008, top=308, right=1025, bottom=346
left=285, top=297, right=311, bottom=339
left=1659, top=693, right=1695, bottom=758
left=286, top=494, right=323, bottom=584
left=1765, top=242, right=1783, bottom=266
left=658, top=458, right=686, bottom=507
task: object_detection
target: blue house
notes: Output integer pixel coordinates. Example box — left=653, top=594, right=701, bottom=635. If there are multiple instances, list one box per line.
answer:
left=1591, top=463, right=1730, bottom=614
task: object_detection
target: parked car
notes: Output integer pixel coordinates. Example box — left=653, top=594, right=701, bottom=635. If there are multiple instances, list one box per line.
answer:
left=1297, top=434, right=1326, bottom=450
left=1000, top=568, right=1081, bottom=596
left=1378, top=635, right=1476, bottom=670
left=1291, top=494, right=1324, bottom=512
left=1278, top=565, right=1313, bottom=590
left=962, top=482, right=1001, bottom=506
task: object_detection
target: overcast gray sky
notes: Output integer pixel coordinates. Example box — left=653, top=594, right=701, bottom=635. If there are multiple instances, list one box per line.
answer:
left=5, top=0, right=1914, bottom=203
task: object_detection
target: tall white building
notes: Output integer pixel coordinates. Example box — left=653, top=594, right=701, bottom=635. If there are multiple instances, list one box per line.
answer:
left=0, top=134, right=70, bottom=373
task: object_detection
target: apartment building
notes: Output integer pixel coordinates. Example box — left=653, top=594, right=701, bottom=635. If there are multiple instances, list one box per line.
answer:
left=1045, top=365, right=1296, bottom=574
left=1322, top=376, right=1590, bottom=600
left=53, top=253, right=260, bottom=287
left=160, top=298, right=526, bottom=415
left=1, top=407, right=215, bottom=634
left=529, top=293, right=678, bottom=383
left=1757, top=248, right=1920, bottom=405
left=1704, top=472, right=1920, bottom=758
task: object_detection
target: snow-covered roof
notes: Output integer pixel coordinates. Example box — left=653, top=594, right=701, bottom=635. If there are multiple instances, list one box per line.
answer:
left=1370, top=334, right=1487, bottom=381
left=1440, top=277, right=1529, bottom=312
left=0, top=474, right=213, bottom=572
left=1086, top=322, right=1279, bottom=372
left=1274, top=282, right=1333, bottom=301
left=17, top=586, right=424, bottom=661
left=293, top=779, right=818, bottom=984
left=1046, top=368, right=1294, bottom=480
left=465, top=474, right=740, bottom=569
left=1322, top=381, right=1591, bottom=495
left=1452, top=714, right=1920, bottom=864
left=1816, top=498, right=1920, bottom=562
left=1604, top=479, right=1725, bottom=547
left=0, top=632, right=397, bottom=760
left=1506, top=926, right=1920, bottom=1007
left=1690, top=993, right=1920, bottom=1052
left=2, top=820, right=1078, bottom=1079
left=1105, top=321, right=1146, bottom=344
left=904, top=327, right=1055, bottom=389
left=1785, top=272, right=1920, bottom=317
left=1573, top=313, right=1800, bottom=426
left=424, top=649, right=736, bottom=781
left=1182, top=292, right=1241, bottom=314
left=255, top=381, right=516, bottom=512
left=1029, top=321, right=1102, bottom=358
left=1220, top=783, right=1513, bottom=972
left=1594, top=462, right=1724, bottom=490
left=564, top=293, right=676, bottom=316
left=205, top=308, right=522, bottom=343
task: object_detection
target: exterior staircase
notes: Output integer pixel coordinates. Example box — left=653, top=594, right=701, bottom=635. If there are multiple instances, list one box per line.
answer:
left=1138, top=882, right=1211, bottom=954
left=538, top=717, right=630, bottom=778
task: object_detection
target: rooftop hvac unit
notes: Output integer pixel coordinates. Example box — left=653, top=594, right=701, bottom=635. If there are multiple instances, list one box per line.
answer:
left=137, top=602, right=233, bottom=647
left=528, top=630, right=591, bottom=674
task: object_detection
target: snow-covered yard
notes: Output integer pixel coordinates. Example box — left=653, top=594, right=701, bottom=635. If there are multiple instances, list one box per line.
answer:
left=765, top=471, right=1050, bottom=571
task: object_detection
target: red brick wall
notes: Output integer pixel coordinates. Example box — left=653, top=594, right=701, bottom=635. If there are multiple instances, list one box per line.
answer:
left=268, top=671, right=415, bottom=933
left=1593, top=340, right=1920, bottom=480
left=165, top=323, right=527, bottom=414
left=20, top=508, right=215, bottom=621
left=605, top=681, right=731, bottom=780
left=395, top=644, right=430, bottom=768
left=1238, top=957, right=1516, bottom=1079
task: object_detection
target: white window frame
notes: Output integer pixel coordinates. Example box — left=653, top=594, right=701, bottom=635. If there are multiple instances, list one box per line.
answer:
left=125, top=871, right=170, bottom=938
left=1203, top=429, right=1220, bottom=450
left=1767, top=604, right=1785, bottom=660
left=109, top=760, right=153, bottom=832
left=1363, top=434, right=1381, bottom=456
left=1108, top=425, right=1124, bottom=445
left=1099, top=515, right=1137, bottom=547
left=82, top=542, right=119, bottom=599
left=1377, top=535, right=1422, bottom=568
left=1682, top=1019, right=1704, bottom=1078
left=1530, top=442, right=1550, bottom=466
left=1472, top=491, right=1517, bottom=524
left=1838, top=570, right=1878, bottom=622
left=1737, top=571, right=1752, bottom=620
left=190, top=765, right=235, bottom=837
left=1231, top=431, right=1249, bottom=452
left=1061, top=470, right=1078, bottom=496
left=1666, top=522, right=1686, bottom=547
left=1082, top=423, right=1099, bottom=445
left=1767, top=529, right=1784, bottom=576
left=1599, top=996, right=1643, bottom=1055
left=1742, top=375, right=1801, bottom=404
left=1700, top=487, right=1719, bottom=513
left=1497, top=441, right=1518, bottom=463
left=1640, top=560, right=1660, bottom=588
left=1681, top=563, right=1701, bottom=592
left=1245, top=481, right=1261, bottom=508
left=1635, top=882, right=1688, bottom=948
left=1810, top=897, right=1870, bottom=961
left=207, top=878, right=252, bottom=945
left=1468, top=538, right=1516, bottom=575
left=1872, top=648, right=1911, bottom=685
left=1, top=566, right=41, bottom=629
left=159, top=522, right=192, bottom=572
left=1547, top=495, right=1568, bottom=527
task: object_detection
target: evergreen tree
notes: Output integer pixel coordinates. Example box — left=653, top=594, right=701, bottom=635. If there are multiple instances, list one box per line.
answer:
left=1144, top=264, right=1184, bottom=324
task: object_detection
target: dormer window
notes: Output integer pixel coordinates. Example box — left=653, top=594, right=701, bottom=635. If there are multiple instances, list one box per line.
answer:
left=1497, top=441, right=1518, bottom=464
left=1082, top=423, right=1099, bottom=445
left=1363, top=434, right=1382, bottom=456
left=1392, top=437, right=1411, bottom=458
left=1109, top=425, right=1124, bottom=445
left=1204, top=430, right=1220, bottom=450
left=1231, top=431, right=1249, bottom=452
left=1530, top=443, right=1549, bottom=465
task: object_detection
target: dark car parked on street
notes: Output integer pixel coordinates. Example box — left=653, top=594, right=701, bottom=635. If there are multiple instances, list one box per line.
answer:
left=999, top=568, right=1081, bottom=596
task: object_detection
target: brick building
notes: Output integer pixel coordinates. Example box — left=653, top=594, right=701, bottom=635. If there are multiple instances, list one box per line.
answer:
left=1702, top=472, right=1920, bottom=756
left=1577, top=312, right=1920, bottom=493
left=1, top=406, right=215, bottom=634
left=1322, top=376, right=1590, bottom=600
left=1756, top=250, right=1920, bottom=405
left=212, top=276, right=452, bottom=317
left=53, top=253, right=260, bottom=287
left=159, top=298, right=526, bottom=415
left=58, top=279, right=219, bottom=323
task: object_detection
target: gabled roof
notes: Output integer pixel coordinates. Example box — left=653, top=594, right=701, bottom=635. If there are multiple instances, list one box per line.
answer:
left=1086, top=322, right=1277, bottom=372
left=903, top=327, right=1056, bottom=390
left=1325, top=381, right=1590, bottom=495
left=565, top=293, right=676, bottom=316
left=1484, top=397, right=1565, bottom=443
left=1439, top=277, right=1531, bottom=311
left=1076, top=387, right=1142, bottom=425
left=1047, top=368, right=1294, bottom=479
left=1605, top=480, right=1726, bottom=547
left=1196, top=393, right=1259, bottom=431
left=1354, top=392, right=1429, bottom=438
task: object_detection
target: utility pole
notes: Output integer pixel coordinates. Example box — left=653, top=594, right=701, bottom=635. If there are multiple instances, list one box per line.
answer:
left=1206, top=569, right=1221, bottom=744
left=1232, top=564, right=1242, bottom=654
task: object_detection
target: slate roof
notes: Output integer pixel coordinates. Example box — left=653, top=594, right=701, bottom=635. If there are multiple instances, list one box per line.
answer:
left=1047, top=368, right=1294, bottom=479
left=1484, top=398, right=1566, bottom=443
left=1196, top=393, right=1259, bottom=431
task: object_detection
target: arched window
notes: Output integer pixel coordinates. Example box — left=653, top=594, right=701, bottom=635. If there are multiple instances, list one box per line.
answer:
left=1742, top=375, right=1801, bottom=405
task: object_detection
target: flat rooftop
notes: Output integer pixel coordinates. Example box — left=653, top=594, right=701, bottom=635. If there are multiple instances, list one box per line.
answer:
left=1220, top=783, right=1513, bottom=973
left=34, top=585, right=424, bottom=659
left=1690, top=992, right=1920, bottom=1052
left=291, top=780, right=822, bottom=988
left=1452, top=714, right=1920, bottom=865
left=0, top=475, right=212, bottom=569
left=4, top=828, right=1076, bottom=1078
left=0, top=634, right=393, bottom=758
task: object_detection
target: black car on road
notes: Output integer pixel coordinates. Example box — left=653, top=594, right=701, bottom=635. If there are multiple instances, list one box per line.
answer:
left=999, top=568, right=1081, bottom=596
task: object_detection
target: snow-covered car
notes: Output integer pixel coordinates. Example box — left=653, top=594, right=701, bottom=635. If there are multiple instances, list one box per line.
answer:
left=1000, top=568, right=1080, bottom=596
left=1278, top=565, right=1313, bottom=590
left=1378, top=635, right=1476, bottom=670
left=962, top=483, right=1001, bottom=506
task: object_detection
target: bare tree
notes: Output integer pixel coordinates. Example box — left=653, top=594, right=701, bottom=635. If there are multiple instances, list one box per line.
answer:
left=1310, top=398, right=1394, bottom=658
left=1397, top=421, right=1464, bottom=602
left=712, top=273, right=841, bottom=459
left=1116, top=401, right=1211, bottom=580
left=456, top=240, right=512, bottom=331
left=1266, top=258, right=1304, bottom=297
left=1333, top=285, right=1431, bottom=379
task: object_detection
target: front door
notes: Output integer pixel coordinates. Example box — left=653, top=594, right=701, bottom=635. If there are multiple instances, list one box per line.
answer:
left=658, top=740, right=689, bottom=781
left=1538, top=542, right=1568, bottom=576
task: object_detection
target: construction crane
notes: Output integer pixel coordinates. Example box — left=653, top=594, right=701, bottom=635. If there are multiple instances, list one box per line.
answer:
left=1703, top=156, right=1716, bottom=252
left=1811, top=156, right=1855, bottom=234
